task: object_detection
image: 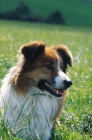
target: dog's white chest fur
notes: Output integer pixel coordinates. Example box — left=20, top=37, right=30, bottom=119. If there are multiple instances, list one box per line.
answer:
left=0, top=74, right=60, bottom=140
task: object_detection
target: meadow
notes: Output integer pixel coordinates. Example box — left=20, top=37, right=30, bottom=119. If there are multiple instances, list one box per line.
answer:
left=0, top=20, right=92, bottom=140
left=0, top=0, right=92, bottom=27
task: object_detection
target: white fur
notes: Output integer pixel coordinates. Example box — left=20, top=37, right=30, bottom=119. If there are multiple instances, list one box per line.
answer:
left=0, top=68, right=61, bottom=140
left=55, top=59, right=71, bottom=89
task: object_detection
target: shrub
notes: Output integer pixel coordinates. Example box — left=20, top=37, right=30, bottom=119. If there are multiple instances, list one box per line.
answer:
left=0, top=1, right=45, bottom=23
left=46, top=10, right=65, bottom=25
left=0, top=2, right=31, bottom=21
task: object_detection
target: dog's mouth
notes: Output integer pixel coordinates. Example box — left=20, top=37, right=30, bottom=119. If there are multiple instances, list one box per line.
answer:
left=38, top=80, right=64, bottom=97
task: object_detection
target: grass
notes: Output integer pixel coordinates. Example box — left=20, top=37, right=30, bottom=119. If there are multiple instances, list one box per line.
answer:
left=0, top=0, right=92, bottom=27
left=0, top=19, right=92, bottom=140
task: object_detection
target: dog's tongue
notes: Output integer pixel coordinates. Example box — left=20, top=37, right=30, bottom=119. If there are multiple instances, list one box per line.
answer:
left=51, top=87, right=64, bottom=95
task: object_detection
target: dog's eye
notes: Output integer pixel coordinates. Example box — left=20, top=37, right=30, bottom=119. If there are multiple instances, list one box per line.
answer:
left=61, top=66, right=64, bottom=70
left=45, top=64, right=53, bottom=70
left=61, top=65, right=64, bottom=70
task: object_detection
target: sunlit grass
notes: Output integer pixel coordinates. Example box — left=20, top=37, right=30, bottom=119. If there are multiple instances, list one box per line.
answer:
left=0, top=20, right=92, bottom=140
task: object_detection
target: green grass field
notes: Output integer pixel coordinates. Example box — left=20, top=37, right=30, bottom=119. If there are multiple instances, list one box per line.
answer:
left=0, top=20, right=92, bottom=140
left=0, top=0, right=92, bottom=27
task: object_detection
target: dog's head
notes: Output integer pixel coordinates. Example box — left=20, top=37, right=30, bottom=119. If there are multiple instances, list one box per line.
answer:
left=10, top=42, right=72, bottom=97
left=13, top=41, right=73, bottom=97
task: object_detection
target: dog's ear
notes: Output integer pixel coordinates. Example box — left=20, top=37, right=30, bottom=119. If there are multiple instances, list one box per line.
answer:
left=53, top=45, right=73, bottom=67
left=21, top=41, right=45, bottom=61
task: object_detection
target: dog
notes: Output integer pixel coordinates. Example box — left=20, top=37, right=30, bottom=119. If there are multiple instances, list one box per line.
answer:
left=0, top=41, right=73, bottom=140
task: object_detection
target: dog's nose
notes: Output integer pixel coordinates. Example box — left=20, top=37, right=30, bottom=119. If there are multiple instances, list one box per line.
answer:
left=64, top=80, right=72, bottom=88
